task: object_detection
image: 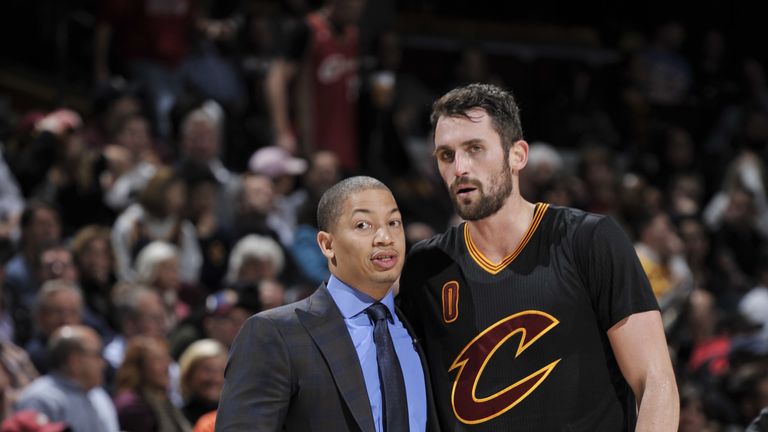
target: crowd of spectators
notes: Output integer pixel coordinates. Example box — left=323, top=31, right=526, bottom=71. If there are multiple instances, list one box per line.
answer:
left=1, top=0, right=768, bottom=430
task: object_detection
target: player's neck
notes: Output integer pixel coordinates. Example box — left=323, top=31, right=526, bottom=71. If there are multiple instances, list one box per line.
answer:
left=466, top=196, right=536, bottom=263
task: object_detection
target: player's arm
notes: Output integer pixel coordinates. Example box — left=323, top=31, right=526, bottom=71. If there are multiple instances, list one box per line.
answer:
left=577, top=215, right=679, bottom=431
left=265, top=58, right=299, bottom=154
left=608, top=310, right=679, bottom=432
left=215, top=315, right=291, bottom=431
left=265, top=19, right=309, bottom=155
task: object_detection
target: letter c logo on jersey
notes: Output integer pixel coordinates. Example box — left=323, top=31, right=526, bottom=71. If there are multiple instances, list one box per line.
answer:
left=449, top=310, right=561, bottom=424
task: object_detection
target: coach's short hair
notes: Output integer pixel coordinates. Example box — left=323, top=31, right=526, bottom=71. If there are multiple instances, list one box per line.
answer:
left=430, top=83, right=523, bottom=154
left=317, top=176, right=390, bottom=232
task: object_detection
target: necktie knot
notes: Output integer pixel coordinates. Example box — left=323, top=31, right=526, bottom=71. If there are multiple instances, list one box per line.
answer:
left=365, top=302, right=391, bottom=324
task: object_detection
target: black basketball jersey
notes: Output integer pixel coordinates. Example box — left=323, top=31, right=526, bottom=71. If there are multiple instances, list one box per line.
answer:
left=398, top=204, right=659, bottom=431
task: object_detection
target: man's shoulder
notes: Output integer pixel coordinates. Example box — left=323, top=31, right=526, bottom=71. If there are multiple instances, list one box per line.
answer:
left=248, top=289, right=321, bottom=326
left=408, top=224, right=461, bottom=258
left=17, top=375, right=67, bottom=404
left=543, top=204, right=615, bottom=240
left=3, top=254, right=29, bottom=279
left=546, top=204, right=607, bottom=227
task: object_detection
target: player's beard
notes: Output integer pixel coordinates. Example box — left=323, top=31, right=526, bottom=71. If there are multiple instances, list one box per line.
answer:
left=451, top=158, right=514, bottom=221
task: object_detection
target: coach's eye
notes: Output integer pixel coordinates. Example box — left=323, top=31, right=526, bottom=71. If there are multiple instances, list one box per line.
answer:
left=355, top=221, right=372, bottom=230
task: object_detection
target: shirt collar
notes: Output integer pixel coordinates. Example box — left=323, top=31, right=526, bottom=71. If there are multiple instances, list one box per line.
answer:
left=50, top=372, right=85, bottom=392
left=326, top=275, right=396, bottom=321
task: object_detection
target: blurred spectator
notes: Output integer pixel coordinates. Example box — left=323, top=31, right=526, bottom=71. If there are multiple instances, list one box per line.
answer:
left=633, top=210, right=693, bottom=312
left=177, top=103, right=240, bottom=228
left=1, top=242, right=15, bottom=342
left=265, top=0, right=366, bottom=172
left=747, top=408, right=768, bottom=432
left=520, top=141, right=565, bottom=201
left=104, top=284, right=168, bottom=369
left=678, top=383, right=721, bottom=432
left=35, top=244, right=112, bottom=343
left=232, top=173, right=287, bottom=245
left=668, top=173, right=706, bottom=219
left=359, top=30, right=433, bottom=182
left=178, top=339, right=226, bottom=424
left=134, top=241, right=197, bottom=326
left=0, top=147, right=24, bottom=243
left=12, top=110, right=83, bottom=198
left=248, top=146, right=307, bottom=196
left=703, top=152, right=768, bottom=278
left=179, top=164, right=230, bottom=292
left=705, top=58, right=768, bottom=171
left=639, top=20, right=693, bottom=107
left=101, top=112, right=160, bottom=212
left=685, top=289, right=731, bottom=379
left=577, top=146, right=621, bottom=216
left=4, top=203, right=61, bottom=344
left=168, top=289, right=260, bottom=359
left=94, top=0, right=244, bottom=141
left=290, top=195, right=329, bottom=286
left=0, top=339, right=38, bottom=422
left=740, top=281, right=768, bottom=341
left=731, top=366, right=768, bottom=427
left=285, top=151, right=342, bottom=286
left=83, top=79, right=145, bottom=150
left=24, top=280, right=83, bottom=374
left=255, top=279, right=286, bottom=311
left=111, top=166, right=202, bottom=284
left=678, top=216, right=715, bottom=291
left=16, top=325, right=119, bottom=432
left=19, top=110, right=114, bottom=236
left=248, top=145, right=308, bottom=242
left=225, top=234, right=284, bottom=291
left=70, top=226, right=117, bottom=331
left=114, top=336, right=191, bottom=432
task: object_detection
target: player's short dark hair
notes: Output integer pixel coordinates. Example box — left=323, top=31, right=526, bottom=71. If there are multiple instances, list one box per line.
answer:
left=430, top=83, right=523, bottom=155
left=317, top=176, right=391, bottom=232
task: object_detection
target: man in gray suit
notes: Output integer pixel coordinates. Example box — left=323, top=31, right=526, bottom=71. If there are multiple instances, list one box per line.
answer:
left=216, top=176, right=438, bottom=431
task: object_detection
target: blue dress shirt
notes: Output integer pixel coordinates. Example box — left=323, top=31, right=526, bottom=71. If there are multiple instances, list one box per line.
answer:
left=326, top=275, right=427, bottom=432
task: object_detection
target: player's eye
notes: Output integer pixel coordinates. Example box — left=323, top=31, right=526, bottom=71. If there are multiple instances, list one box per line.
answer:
left=437, top=150, right=454, bottom=162
left=389, top=219, right=402, bottom=228
left=355, top=221, right=372, bottom=230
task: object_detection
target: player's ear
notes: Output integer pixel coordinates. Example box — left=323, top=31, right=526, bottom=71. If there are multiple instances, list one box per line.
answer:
left=509, top=139, right=529, bottom=172
left=317, top=231, right=335, bottom=260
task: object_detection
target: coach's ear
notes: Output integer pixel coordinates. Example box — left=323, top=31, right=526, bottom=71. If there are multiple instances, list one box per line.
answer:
left=509, top=139, right=529, bottom=173
left=317, top=231, right=335, bottom=260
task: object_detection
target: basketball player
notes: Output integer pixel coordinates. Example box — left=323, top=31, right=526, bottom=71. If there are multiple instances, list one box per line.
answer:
left=398, top=83, right=679, bottom=431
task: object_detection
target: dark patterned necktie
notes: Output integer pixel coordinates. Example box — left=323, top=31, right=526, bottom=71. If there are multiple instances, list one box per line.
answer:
left=365, top=302, right=410, bottom=432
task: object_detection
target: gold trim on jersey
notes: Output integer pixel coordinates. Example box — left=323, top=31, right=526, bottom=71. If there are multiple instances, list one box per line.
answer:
left=464, top=203, right=550, bottom=275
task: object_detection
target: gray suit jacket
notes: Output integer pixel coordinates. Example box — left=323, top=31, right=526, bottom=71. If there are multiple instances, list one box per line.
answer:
left=215, top=283, right=440, bottom=431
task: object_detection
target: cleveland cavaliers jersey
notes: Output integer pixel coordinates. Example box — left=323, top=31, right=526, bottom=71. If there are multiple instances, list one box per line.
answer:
left=398, top=204, right=659, bottom=431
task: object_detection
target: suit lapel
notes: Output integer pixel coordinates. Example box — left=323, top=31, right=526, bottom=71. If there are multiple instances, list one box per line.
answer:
left=298, top=284, right=376, bottom=432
